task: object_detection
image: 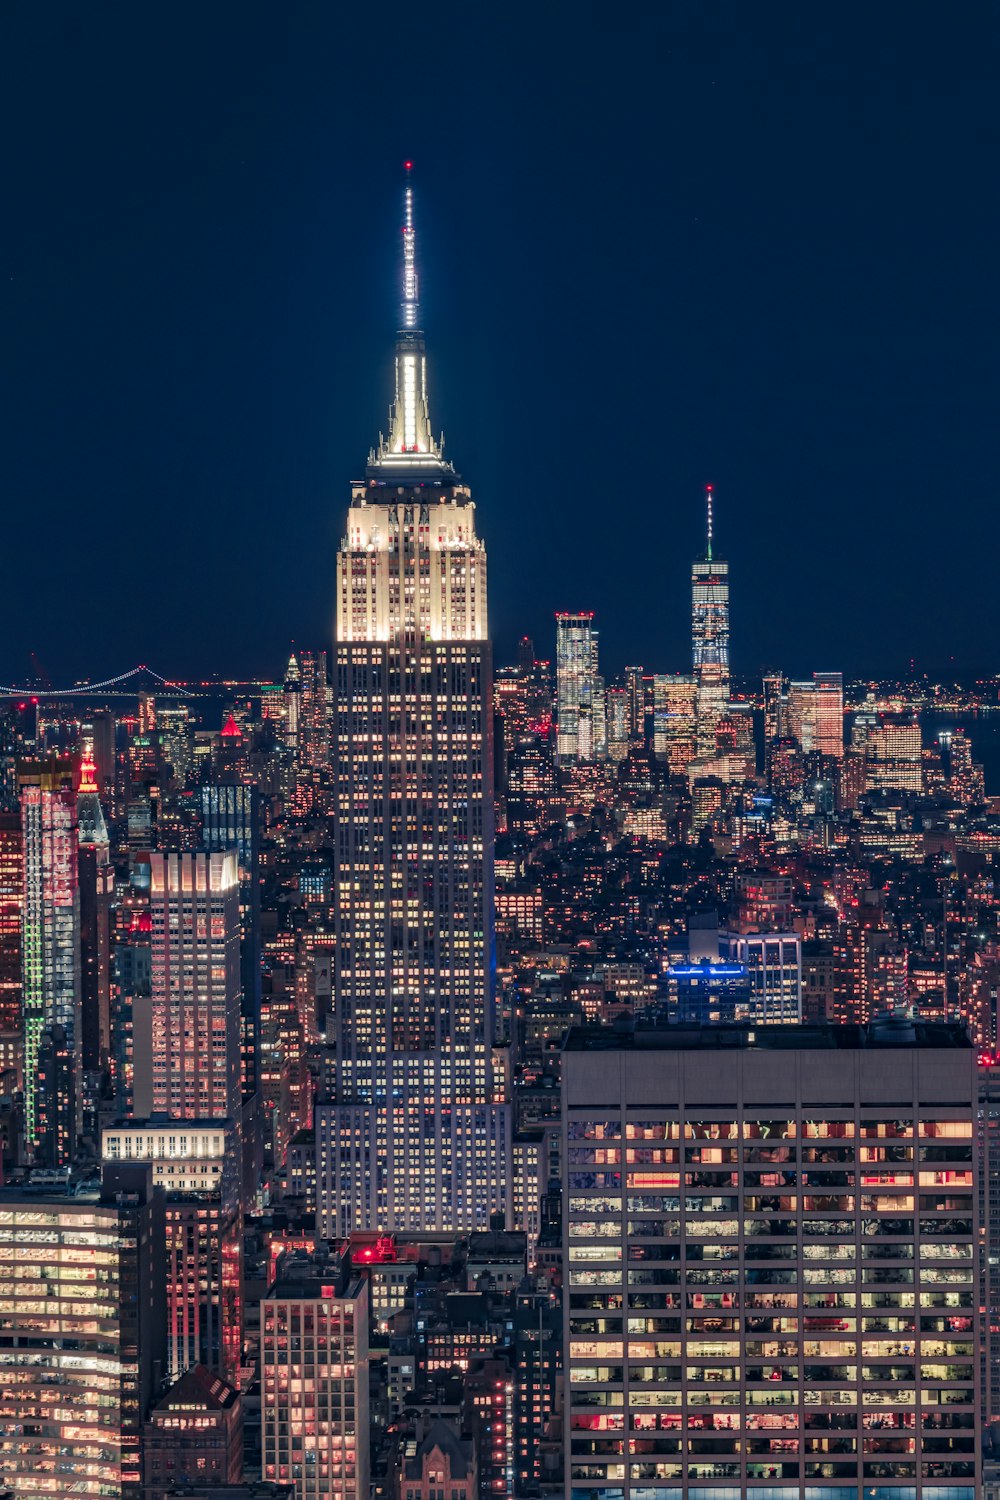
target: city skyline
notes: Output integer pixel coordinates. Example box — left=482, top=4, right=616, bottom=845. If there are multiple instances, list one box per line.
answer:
left=2, top=8, right=998, bottom=682
left=0, top=13, right=998, bottom=1500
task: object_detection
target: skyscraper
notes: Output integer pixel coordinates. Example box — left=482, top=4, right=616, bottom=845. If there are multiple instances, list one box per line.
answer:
left=0, top=1163, right=166, bottom=1500
left=652, top=673, right=697, bottom=774
left=556, top=612, right=605, bottom=764
left=78, top=739, right=112, bottom=1077
left=0, top=810, right=22, bottom=1082
left=785, top=671, right=844, bottom=759
left=17, top=755, right=81, bottom=1153
left=692, top=485, right=730, bottom=756
left=148, top=850, right=241, bottom=1122
left=320, top=165, right=508, bottom=1234
left=103, top=1119, right=243, bottom=1383
left=563, top=1020, right=979, bottom=1500
left=262, top=1254, right=369, bottom=1500
left=813, top=670, right=844, bottom=758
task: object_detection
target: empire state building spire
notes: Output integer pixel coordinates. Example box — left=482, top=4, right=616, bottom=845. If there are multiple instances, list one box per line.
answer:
left=369, top=161, right=451, bottom=477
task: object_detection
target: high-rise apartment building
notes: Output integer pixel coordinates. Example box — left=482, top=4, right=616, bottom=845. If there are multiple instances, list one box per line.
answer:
left=149, top=850, right=241, bottom=1122
left=18, top=755, right=81, bottom=1152
left=262, top=1254, right=369, bottom=1500
left=0, top=1163, right=166, bottom=1500
left=0, top=810, right=22, bottom=1080
left=692, top=488, right=730, bottom=757
left=557, top=613, right=606, bottom=764
left=322, top=166, right=508, bottom=1234
left=563, top=1020, right=979, bottom=1500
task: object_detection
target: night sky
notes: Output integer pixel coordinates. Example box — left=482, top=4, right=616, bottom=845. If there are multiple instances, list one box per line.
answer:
left=1, top=5, right=997, bottom=686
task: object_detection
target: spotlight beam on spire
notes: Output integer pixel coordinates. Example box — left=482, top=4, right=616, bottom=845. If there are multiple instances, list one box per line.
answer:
left=401, top=159, right=419, bottom=331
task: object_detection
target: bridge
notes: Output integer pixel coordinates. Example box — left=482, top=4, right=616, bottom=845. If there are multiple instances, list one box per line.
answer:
left=0, top=665, right=277, bottom=701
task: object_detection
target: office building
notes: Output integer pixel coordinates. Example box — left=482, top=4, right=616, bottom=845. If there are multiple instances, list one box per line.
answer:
left=0, top=1163, right=165, bottom=1500
left=563, top=1019, right=978, bottom=1500
left=785, top=674, right=844, bottom=760
left=323, top=164, right=508, bottom=1234
left=18, top=755, right=81, bottom=1153
left=558, top=613, right=606, bottom=764
left=149, top=850, right=241, bottom=1123
left=718, top=930, right=803, bottom=1024
left=665, top=961, right=753, bottom=1025
left=866, top=716, right=923, bottom=794
left=978, top=1055, right=1000, bottom=1428
left=262, top=1254, right=369, bottom=1500
left=813, top=673, right=844, bottom=759
left=103, top=1119, right=243, bottom=1382
left=692, top=488, right=730, bottom=756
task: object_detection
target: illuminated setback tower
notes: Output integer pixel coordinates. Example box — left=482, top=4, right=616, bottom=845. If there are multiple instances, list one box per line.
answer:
left=324, top=165, right=508, bottom=1234
left=692, top=484, right=730, bottom=755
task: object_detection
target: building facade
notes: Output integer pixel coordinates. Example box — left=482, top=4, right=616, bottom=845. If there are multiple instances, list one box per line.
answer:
left=691, top=489, right=730, bottom=757
left=0, top=811, right=22, bottom=1080
left=149, top=850, right=241, bottom=1122
left=321, top=165, right=508, bottom=1235
left=563, top=1021, right=979, bottom=1500
left=142, top=1364, right=243, bottom=1499
left=18, top=756, right=81, bottom=1153
left=557, top=613, right=605, bottom=765
left=262, top=1257, right=369, bottom=1500
left=0, top=1165, right=165, bottom=1500
left=103, top=1119, right=243, bottom=1382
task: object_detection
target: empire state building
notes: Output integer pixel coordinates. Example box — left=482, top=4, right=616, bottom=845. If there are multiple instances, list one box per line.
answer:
left=317, top=166, right=510, bottom=1235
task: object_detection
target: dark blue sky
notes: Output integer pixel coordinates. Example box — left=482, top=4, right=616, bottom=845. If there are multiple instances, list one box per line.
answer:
left=1, top=4, right=997, bottom=684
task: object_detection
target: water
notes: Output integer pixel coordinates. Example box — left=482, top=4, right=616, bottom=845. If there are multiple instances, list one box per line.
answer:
left=923, top=709, right=1000, bottom=797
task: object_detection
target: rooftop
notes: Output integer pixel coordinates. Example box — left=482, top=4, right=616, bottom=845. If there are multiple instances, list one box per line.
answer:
left=151, top=1364, right=240, bottom=1414
left=564, top=1018, right=973, bottom=1053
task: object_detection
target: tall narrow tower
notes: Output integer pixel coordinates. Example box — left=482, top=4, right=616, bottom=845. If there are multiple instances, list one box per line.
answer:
left=320, top=165, right=509, bottom=1235
left=692, top=484, right=730, bottom=755
left=18, top=755, right=81, bottom=1154
left=555, top=612, right=604, bottom=765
